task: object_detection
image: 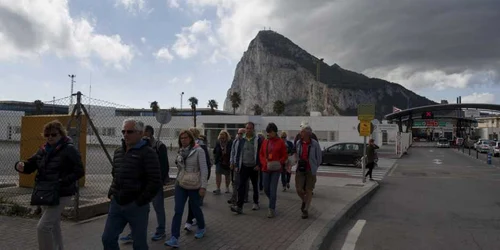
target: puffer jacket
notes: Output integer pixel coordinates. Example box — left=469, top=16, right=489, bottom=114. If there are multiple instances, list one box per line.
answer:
left=108, top=139, right=162, bottom=206
left=19, top=136, right=85, bottom=197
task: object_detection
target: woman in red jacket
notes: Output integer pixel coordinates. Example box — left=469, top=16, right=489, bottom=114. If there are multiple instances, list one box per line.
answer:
left=259, top=122, right=288, bottom=218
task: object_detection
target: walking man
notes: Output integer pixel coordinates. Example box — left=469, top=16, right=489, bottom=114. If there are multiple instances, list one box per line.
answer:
left=364, top=139, right=379, bottom=181
left=102, top=119, right=162, bottom=250
left=119, top=125, right=170, bottom=243
left=295, top=125, right=322, bottom=219
left=228, top=128, right=249, bottom=205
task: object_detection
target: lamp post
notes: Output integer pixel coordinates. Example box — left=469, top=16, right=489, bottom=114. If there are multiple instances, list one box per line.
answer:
left=68, top=74, right=76, bottom=106
left=180, top=92, right=184, bottom=110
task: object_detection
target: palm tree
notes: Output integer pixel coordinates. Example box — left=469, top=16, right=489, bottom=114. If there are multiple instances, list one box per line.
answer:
left=230, top=92, right=242, bottom=115
left=34, top=100, right=44, bottom=115
left=188, top=97, right=198, bottom=127
left=273, top=100, right=285, bottom=116
left=150, top=101, right=160, bottom=114
left=207, top=99, right=218, bottom=113
left=251, top=104, right=264, bottom=115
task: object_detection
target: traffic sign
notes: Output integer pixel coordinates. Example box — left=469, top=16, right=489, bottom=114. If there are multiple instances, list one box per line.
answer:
left=358, top=120, right=374, bottom=136
left=357, top=104, right=375, bottom=121
left=155, top=111, right=172, bottom=124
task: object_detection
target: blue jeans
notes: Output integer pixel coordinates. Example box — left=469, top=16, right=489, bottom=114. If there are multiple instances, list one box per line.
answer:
left=102, top=199, right=150, bottom=250
left=263, top=172, right=281, bottom=210
left=171, top=184, right=205, bottom=238
left=152, top=188, right=166, bottom=234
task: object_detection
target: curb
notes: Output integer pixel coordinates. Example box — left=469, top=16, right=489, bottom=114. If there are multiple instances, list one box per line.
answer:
left=310, top=182, right=380, bottom=250
left=450, top=148, right=499, bottom=168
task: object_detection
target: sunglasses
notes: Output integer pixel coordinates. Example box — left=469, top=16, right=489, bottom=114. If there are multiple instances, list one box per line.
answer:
left=44, top=133, right=59, bottom=138
left=121, top=130, right=136, bottom=135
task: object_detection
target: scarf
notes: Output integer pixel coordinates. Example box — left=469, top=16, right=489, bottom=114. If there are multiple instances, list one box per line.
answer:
left=179, top=145, right=193, bottom=162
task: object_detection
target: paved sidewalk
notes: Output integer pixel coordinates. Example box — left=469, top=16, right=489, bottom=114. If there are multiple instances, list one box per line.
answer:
left=0, top=160, right=394, bottom=250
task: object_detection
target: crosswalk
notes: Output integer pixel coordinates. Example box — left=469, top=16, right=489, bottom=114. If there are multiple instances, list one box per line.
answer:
left=316, top=161, right=394, bottom=181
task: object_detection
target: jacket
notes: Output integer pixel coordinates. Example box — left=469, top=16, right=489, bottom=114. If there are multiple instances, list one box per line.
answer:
left=148, top=138, right=169, bottom=182
left=108, top=139, right=162, bottom=206
left=233, top=134, right=263, bottom=168
left=175, top=145, right=209, bottom=189
left=19, top=136, right=84, bottom=197
left=259, top=137, right=288, bottom=172
left=295, top=139, right=322, bottom=175
left=213, top=140, right=233, bottom=166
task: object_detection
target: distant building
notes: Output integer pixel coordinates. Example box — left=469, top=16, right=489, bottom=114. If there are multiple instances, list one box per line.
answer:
left=0, top=101, right=68, bottom=115
left=440, top=100, right=448, bottom=104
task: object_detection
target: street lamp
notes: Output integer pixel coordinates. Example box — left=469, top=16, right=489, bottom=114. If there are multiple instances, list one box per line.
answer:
left=180, top=92, right=184, bottom=110
left=68, top=74, right=76, bottom=106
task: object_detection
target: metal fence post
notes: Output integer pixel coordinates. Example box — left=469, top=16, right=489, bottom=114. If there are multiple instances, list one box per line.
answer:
left=73, top=92, right=83, bottom=219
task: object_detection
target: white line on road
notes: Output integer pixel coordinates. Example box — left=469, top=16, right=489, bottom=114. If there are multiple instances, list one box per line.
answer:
left=341, top=219, right=367, bottom=250
left=388, top=164, right=399, bottom=176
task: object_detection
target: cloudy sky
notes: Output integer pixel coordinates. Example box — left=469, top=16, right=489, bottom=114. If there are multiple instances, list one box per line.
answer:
left=1, top=0, right=499, bottom=110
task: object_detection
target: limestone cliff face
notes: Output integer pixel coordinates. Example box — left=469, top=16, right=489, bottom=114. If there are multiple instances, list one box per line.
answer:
left=223, top=30, right=436, bottom=118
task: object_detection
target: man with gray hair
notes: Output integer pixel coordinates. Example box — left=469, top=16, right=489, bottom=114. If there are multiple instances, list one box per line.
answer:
left=294, top=125, right=322, bottom=219
left=102, top=118, right=162, bottom=250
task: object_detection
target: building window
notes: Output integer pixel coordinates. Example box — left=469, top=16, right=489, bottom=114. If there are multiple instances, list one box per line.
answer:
left=100, top=127, right=116, bottom=136
left=329, top=131, right=338, bottom=141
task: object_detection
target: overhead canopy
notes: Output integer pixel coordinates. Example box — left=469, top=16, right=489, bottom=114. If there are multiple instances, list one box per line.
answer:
left=384, top=103, right=500, bottom=121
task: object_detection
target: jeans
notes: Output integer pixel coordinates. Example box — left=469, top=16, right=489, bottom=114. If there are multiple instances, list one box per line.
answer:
left=259, top=169, right=264, bottom=191
left=102, top=199, right=150, bottom=250
left=281, top=171, right=291, bottom=187
left=237, top=166, right=259, bottom=208
left=152, top=188, right=166, bottom=234
left=171, top=184, right=205, bottom=238
left=262, top=172, right=280, bottom=210
left=37, top=196, right=72, bottom=250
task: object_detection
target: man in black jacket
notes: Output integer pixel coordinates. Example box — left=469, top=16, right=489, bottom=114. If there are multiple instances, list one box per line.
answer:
left=102, top=119, right=162, bottom=250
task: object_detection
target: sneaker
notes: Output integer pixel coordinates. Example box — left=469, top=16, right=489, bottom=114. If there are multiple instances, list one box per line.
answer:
left=302, top=210, right=309, bottom=219
left=195, top=228, right=206, bottom=239
left=369, top=178, right=374, bottom=181
left=192, top=218, right=197, bottom=226
left=213, top=189, right=221, bottom=195
left=230, top=205, right=243, bottom=214
left=252, top=203, right=260, bottom=210
left=119, top=234, right=133, bottom=244
left=267, top=208, right=275, bottom=218
left=165, top=236, right=179, bottom=248
left=282, top=186, right=287, bottom=192
left=301, top=202, right=305, bottom=213
left=227, top=198, right=235, bottom=204
left=151, top=232, right=166, bottom=241
left=286, top=183, right=290, bottom=189
left=184, top=223, right=193, bottom=233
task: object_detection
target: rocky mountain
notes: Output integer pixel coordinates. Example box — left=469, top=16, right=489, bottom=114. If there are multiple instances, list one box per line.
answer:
left=223, top=30, right=437, bottom=119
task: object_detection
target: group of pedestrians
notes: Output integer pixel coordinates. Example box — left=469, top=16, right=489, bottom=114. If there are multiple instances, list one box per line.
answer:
left=14, top=118, right=324, bottom=250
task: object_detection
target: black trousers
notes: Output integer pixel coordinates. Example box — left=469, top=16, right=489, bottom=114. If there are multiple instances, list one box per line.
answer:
left=365, top=162, right=375, bottom=178
left=237, top=166, right=260, bottom=208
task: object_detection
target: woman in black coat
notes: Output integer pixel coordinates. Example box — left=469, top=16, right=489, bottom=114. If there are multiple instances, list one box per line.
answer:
left=15, top=120, right=84, bottom=250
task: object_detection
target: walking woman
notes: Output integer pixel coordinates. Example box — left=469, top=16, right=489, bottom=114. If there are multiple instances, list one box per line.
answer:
left=212, top=130, right=232, bottom=194
left=14, top=120, right=84, bottom=250
left=259, top=123, right=288, bottom=218
left=165, top=130, right=208, bottom=248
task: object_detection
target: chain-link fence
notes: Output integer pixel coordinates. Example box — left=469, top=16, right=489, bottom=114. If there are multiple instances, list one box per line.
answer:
left=0, top=93, right=182, bottom=219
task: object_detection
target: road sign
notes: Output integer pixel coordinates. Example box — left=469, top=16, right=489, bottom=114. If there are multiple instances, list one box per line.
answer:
left=357, top=104, right=375, bottom=121
left=358, top=120, right=374, bottom=136
left=155, top=111, right=172, bottom=124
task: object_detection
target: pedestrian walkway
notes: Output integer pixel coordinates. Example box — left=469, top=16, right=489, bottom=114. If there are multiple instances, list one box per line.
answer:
left=0, top=159, right=395, bottom=250
left=317, top=158, right=396, bottom=181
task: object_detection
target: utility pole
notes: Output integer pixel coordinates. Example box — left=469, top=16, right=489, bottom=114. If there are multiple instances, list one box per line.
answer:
left=180, top=92, right=184, bottom=110
left=69, top=74, right=76, bottom=106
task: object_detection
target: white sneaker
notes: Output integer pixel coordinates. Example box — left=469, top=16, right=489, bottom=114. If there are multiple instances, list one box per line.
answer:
left=184, top=223, right=192, bottom=232
left=252, top=203, right=260, bottom=210
left=192, top=218, right=197, bottom=226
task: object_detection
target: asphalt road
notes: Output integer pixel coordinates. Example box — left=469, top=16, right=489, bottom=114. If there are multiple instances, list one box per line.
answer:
left=329, top=146, right=500, bottom=250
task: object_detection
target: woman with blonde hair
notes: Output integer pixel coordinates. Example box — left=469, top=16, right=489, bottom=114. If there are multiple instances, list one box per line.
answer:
left=15, top=120, right=84, bottom=250
left=165, top=130, right=208, bottom=247
left=212, top=130, right=232, bottom=194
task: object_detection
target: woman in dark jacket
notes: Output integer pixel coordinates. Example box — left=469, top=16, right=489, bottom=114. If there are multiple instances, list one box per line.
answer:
left=15, top=120, right=84, bottom=250
left=212, top=130, right=232, bottom=195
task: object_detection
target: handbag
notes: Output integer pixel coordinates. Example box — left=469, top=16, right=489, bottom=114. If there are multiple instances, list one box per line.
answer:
left=266, top=140, right=282, bottom=171
left=177, top=149, right=201, bottom=190
left=297, top=143, right=311, bottom=173
left=30, top=181, right=60, bottom=206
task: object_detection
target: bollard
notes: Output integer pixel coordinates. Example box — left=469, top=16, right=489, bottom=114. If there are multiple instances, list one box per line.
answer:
left=488, top=152, right=492, bottom=165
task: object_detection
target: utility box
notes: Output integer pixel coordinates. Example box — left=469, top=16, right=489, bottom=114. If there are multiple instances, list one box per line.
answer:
left=19, top=115, right=87, bottom=188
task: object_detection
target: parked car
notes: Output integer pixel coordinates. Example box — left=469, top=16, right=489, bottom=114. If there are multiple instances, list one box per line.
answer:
left=493, top=142, right=500, bottom=157
left=322, top=142, right=365, bottom=168
left=474, top=139, right=484, bottom=150
left=477, top=140, right=493, bottom=153
left=437, top=138, right=450, bottom=148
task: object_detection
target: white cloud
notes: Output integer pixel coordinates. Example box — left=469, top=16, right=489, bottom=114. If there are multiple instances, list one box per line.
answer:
left=185, top=76, right=193, bottom=84
left=167, top=0, right=180, bottom=8
left=461, top=93, right=495, bottom=104
left=115, top=0, right=146, bottom=13
left=0, top=0, right=134, bottom=69
left=141, top=37, right=146, bottom=44
left=172, top=19, right=215, bottom=59
left=169, top=77, right=180, bottom=84
left=154, top=47, right=174, bottom=62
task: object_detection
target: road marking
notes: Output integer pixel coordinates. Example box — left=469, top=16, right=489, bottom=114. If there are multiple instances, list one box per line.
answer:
left=388, top=164, right=399, bottom=176
left=432, top=159, right=442, bottom=165
left=341, top=219, right=367, bottom=250
left=429, top=149, right=434, bottom=152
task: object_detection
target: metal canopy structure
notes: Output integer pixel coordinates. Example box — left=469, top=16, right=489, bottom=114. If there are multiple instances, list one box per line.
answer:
left=384, top=103, right=500, bottom=120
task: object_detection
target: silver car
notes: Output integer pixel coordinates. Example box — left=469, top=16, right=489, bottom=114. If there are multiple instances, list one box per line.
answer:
left=437, top=138, right=450, bottom=148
